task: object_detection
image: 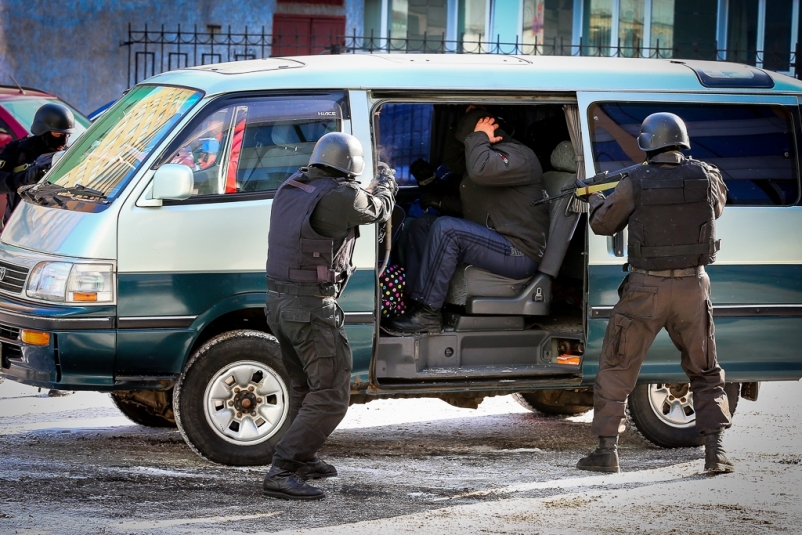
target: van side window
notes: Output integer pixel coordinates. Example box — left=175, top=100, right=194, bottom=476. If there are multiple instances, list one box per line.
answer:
left=588, top=102, right=800, bottom=206
left=377, top=104, right=434, bottom=186
left=161, top=94, right=346, bottom=198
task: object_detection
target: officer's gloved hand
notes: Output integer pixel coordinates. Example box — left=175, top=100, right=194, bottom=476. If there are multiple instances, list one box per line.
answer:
left=375, top=162, right=398, bottom=196
left=410, top=158, right=436, bottom=186
left=24, top=152, right=55, bottom=185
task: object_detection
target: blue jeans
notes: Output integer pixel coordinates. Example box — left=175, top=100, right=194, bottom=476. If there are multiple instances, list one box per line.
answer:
left=409, top=216, right=539, bottom=308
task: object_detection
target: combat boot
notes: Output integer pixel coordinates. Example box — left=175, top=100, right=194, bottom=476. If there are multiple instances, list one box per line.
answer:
left=703, top=429, right=734, bottom=474
left=295, top=456, right=337, bottom=480
left=387, top=302, right=442, bottom=333
left=576, top=436, right=620, bottom=473
left=262, top=465, right=325, bottom=500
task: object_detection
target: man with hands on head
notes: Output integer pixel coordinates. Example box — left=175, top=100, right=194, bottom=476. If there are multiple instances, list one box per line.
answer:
left=388, top=107, right=549, bottom=333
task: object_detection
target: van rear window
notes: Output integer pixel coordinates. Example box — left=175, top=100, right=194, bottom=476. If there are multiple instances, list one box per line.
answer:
left=588, top=102, right=799, bottom=206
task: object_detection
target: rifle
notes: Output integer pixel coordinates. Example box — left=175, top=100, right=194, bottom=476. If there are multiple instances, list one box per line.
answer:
left=532, top=161, right=647, bottom=207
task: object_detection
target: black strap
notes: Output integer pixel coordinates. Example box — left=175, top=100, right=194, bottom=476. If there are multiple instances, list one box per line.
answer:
left=267, top=278, right=337, bottom=297
left=629, top=240, right=720, bottom=258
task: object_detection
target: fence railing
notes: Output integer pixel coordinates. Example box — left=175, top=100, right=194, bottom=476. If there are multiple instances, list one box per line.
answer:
left=121, top=24, right=801, bottom=86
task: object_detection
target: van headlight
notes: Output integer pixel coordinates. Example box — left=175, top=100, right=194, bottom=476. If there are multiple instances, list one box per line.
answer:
left=27, top=262, right=114, bottom=303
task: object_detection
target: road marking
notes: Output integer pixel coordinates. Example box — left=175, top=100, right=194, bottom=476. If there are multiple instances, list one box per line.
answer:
left=433, top=461, right=703, bottom=501
left=116, top=512, right=280, bottom=529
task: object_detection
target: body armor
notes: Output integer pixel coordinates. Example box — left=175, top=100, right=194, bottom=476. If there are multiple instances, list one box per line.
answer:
left=266, top=169, right=357, bottom=287
left=628, top=158, right=719, bottom=270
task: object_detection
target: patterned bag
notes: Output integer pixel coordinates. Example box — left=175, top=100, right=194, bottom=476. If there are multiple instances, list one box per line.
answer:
left=380, top=264, right=407, bottom=319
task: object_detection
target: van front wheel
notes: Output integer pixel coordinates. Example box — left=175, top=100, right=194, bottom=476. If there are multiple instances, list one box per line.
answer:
left=174, top=330, right=294, bottom=466
left=626, top=382, right=739, bottom=448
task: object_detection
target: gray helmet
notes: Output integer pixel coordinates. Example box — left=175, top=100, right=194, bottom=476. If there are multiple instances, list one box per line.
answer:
left=637, top=112, right=690, bottom=152
left=30, top=103, right=76, bottom=136
left=308, top=132, right=365, bottom=176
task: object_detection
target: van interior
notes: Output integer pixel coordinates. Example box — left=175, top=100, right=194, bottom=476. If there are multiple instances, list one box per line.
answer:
left=372, top=99, right=588, bottom=387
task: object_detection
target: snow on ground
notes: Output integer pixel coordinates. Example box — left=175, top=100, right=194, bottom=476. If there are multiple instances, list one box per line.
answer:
left=0, top=378, right=799, bottom=534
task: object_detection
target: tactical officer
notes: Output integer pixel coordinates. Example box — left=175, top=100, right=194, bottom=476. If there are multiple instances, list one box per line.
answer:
left=0, top=103, right=75, bottom=222
left=576, top=112, right=733, bottom=474
left=263, top=132, right=396, bottom=500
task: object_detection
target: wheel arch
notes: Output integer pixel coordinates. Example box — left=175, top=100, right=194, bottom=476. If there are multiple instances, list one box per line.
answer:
left=184, top=292, right=271, bottom=371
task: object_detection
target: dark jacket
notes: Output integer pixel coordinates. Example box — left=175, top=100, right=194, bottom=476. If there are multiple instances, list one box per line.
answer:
left=0, top=135, right=50, bottom=220
left=460, top=132, right=549, bottom=262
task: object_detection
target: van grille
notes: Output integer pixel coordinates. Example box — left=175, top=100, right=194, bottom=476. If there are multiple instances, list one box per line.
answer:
left=0, top=322, right=20, bottom=342
left=0, top=261, right=29, bottom=294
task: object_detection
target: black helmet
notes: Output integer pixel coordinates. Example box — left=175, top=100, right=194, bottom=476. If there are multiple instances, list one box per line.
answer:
left=637, top=112, right=690, bottom=152
left=308, top=132, right=365, bottom=176
left=30, top=103, right=76, bottom=136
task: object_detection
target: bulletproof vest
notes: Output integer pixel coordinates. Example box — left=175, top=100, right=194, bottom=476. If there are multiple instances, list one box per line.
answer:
left=266, top=169, right=357, bottom=285
left=628, top=158, right=720, bottom=270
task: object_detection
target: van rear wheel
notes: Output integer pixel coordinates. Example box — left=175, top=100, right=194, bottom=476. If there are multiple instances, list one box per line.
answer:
left=513, top=389, right=593, bottom=417
left=626, top=382, right=739, bottom=448
left=174, top=330, right=294, bottom=466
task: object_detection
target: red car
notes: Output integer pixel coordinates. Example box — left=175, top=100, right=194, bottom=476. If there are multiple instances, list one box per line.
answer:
left=0, top=85, right=90, bottom=150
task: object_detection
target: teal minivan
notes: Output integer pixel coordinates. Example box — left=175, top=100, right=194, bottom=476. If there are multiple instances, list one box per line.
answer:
left=0, top=54, right=800, bottom=465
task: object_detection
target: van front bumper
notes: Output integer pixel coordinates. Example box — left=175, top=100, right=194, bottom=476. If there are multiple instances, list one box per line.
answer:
left=0, top=293, right=116, bottom=390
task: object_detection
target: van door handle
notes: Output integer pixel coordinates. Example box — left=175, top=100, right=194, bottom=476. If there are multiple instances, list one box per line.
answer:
left=612, top=232, right=625, bottom=257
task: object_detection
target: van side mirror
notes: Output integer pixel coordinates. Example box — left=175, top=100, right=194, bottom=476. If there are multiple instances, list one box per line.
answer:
left=152, top=164, right=193, bottom=201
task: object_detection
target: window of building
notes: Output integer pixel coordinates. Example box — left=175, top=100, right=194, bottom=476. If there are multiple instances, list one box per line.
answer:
left=544, top=0, right=576, bottom=52
left=459, top=0, right=487, bottom=51
left=726, top=0, right=759, bottom=65
left=672, top=0, right=717, bottom=60
left=390, top=0, right=449, bottom=51
left=763, top=0, right=795, bottom=72
left=588, top=102, right=799, bottom=206
left=582, top=0, right=613, bottom=55
left=523, top=0, right=574, bottom=53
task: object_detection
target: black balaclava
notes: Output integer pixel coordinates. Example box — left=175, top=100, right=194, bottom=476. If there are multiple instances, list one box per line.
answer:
left=42, top=132, right=67, bottom=152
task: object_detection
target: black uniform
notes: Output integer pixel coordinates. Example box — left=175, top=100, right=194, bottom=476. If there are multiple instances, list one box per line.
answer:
left=588, top=152, right=731, bottom=437
left=265, top=166, right=393, bottom=472
left=0, top=135, right=51, bottom=220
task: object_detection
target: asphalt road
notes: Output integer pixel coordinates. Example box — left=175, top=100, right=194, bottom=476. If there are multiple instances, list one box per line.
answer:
left=0, top=378, right=800, bottom=534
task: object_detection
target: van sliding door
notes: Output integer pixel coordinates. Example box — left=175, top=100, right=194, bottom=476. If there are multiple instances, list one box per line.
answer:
left=578, top=91, right=802, bottom=383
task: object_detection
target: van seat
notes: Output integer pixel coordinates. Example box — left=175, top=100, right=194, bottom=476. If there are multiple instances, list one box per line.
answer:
left=446, top=265, right=551, bottom=315
left=444, top=141, right=581, bottom=316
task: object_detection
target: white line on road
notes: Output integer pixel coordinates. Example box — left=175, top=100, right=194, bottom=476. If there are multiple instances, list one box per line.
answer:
left=115, top=512, right=280, bottom=530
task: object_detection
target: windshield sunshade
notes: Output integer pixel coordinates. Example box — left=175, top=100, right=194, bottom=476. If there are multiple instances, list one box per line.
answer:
left=44, top=86, right=203, bottom=204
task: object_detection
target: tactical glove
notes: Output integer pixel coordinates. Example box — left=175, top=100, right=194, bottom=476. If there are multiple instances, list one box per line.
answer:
left=375, top=162, right=398, bottom=196
left=24, top=152, right=55, bottom=185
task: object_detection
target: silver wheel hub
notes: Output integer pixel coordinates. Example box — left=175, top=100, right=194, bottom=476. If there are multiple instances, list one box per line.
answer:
left=203, top=360, right=289, bottom=445
left=646, top=383, right=696, bottom=429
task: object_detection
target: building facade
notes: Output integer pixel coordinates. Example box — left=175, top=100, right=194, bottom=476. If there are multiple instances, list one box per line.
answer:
left=0, top=0, right=798, bottom=114
left=364, top=0, right=801, bottom=75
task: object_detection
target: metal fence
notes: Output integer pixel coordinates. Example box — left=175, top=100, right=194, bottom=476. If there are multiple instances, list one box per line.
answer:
left=121, top=24, right=801, bottom=86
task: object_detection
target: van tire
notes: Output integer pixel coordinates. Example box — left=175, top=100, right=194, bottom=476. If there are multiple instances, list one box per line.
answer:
left=626, top=382, right=739, bottom=448
left=110, top=390, right=176, bottom=428
left=174, top=330, right=294, bottom=466
left=512, top=389, right=593, bottom=417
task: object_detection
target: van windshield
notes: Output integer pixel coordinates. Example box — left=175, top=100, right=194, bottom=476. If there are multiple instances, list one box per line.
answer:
left=44, top=85, right=203, bottom=202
